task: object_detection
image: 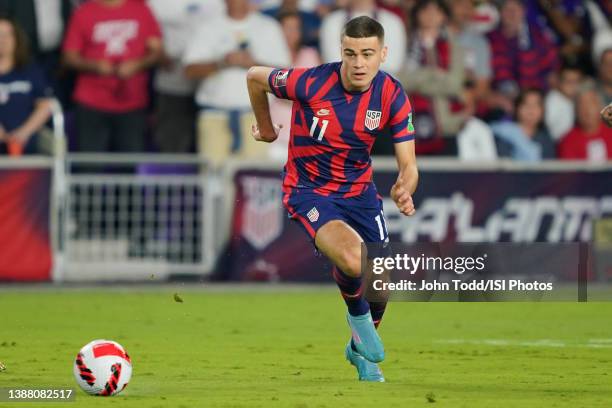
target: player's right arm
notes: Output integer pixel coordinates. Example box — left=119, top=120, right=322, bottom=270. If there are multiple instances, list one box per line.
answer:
left=246, top=66, right=281, bottom=143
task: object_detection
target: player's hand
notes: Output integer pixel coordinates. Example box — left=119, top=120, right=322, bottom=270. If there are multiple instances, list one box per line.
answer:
left=391, top=177, right=415, bottom=216
left=251, top=123, right=282, bottom=143
left=601, top=103, right=612, bottom=127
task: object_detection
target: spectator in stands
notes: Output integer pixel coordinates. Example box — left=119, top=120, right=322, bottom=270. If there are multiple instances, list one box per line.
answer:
left=595, top=47, right=612, bottom=106
left=0, top=0, right=75, bottom=105
left=447, top=0, right=492, bottom=113
left=398, top=0, right=467, bottom=155
left=544, top=63, right=582, bottom=141
left=487, top=0, right=559, bottom=118
left=319, top=0, right=406, bottom=75
left=262, top=0, right=321, bottom=48
left=268, top=10, right=320, bottom=160
left=491, top=88, right=556, bottom=162
left=183, top=0, right=289, bottom=165
left=62, top=0, right=162, bottom=153
left=148, top=0, right=215, bottom=153
left=0, top=17, right=53, bottom=155
left=526, top=0, right=591, bottom=72
left=377, top=0, right=415, bottom=29
left=584, top=1, right=611, bottom=35
left=558, top=83, right=612, bottom=161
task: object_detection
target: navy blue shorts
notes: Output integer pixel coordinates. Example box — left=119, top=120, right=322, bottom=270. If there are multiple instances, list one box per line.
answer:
left=283, top=184, right=389, bottom=244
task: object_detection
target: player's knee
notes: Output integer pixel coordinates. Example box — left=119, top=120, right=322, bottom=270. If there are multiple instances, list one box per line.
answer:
left=338, top=247, right=362, bottom=278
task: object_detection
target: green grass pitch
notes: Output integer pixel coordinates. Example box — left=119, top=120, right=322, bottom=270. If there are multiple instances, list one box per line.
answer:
left=0, top=286, right=611, bottom=407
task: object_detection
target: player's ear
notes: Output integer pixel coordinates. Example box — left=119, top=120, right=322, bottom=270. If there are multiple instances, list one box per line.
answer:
left=381, top=45, right=388, bottom=63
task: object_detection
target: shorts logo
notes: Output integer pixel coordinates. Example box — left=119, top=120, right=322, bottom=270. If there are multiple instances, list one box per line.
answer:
left=365, top=110, right=382, bottom=131
left=317, top=108, right=330, bottom=116
left=274, top=70, right=289, bottom=87
left=307, top=207, right=320, bottom=223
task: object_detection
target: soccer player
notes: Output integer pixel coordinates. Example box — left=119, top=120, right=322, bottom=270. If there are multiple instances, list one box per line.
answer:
left=602, top=103, right=612, bottom=127
left=246, top=16, right=418, bottom=382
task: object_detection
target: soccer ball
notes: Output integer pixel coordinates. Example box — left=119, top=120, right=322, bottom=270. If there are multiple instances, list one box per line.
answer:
left=73, top=340, right=132, bottom=396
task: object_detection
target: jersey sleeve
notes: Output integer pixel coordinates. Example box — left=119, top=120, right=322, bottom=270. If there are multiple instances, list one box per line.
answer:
left=388, top=86, right=415, bottom=143
left=268, top=67, right=311, bottom=102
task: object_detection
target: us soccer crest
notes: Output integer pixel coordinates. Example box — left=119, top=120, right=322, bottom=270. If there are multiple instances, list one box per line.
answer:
left=274, top=70, right=289, bottom=87
left=365, top=110, right=382, bottom=130
left=240, top=176, right=283, bottom=250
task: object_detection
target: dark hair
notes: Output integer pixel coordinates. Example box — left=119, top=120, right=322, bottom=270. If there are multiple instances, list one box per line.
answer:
left=342, top=16, right=384, bottom=42
left=411, top=0, right=450, bottom=29
left=514, top=87, right=544, bottom=122
left=276, top=10, right=301, bottom=24
left=0, top=17, right=30, bottom=69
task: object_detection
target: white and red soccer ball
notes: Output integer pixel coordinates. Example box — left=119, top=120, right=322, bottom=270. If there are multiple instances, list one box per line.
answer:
left=73, top=340, right=132, bottom=396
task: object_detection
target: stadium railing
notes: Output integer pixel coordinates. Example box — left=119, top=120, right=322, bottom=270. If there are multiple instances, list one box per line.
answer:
left=55, top=154, right=218, bottom=282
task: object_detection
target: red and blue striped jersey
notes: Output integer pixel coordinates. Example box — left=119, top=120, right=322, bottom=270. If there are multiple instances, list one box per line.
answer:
left=268, top=62, right=414, bottom=198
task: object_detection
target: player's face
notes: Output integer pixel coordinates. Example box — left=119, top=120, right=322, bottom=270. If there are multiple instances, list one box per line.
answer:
left=340, top=35, right=387, bottom=92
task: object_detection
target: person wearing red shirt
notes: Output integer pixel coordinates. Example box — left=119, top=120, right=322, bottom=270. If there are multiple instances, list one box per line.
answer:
left=62, top=0, right=162, bottom=152
left=558, top=84, right=612, bottom=161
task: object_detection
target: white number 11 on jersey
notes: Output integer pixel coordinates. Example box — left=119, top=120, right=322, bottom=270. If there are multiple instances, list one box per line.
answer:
left=309, top=116, right=329, bottom=141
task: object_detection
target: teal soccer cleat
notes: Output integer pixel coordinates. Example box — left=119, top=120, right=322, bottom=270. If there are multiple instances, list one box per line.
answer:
left=345, top=342, right=385, bottom=382
left=346, top=311, right=385, bottom=363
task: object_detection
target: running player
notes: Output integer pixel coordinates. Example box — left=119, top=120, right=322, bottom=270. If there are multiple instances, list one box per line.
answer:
left=246, top=16, right=418, bottom=382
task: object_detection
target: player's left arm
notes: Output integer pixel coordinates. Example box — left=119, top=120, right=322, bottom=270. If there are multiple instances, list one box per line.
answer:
left=387, top=85, right=418, bottom=216
left=391, top=141, right=418, bottom=216
left=246, top=66, right=283, bottom=142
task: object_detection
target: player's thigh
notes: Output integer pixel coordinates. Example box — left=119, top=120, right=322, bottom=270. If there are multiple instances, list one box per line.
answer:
left=345, top=200, right=389, bottom=244
left=315, top=220, right=364, bottom=277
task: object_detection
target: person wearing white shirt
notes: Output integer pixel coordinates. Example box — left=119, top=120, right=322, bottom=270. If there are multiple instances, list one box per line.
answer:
left=544, top=64, right=582, bottom=141
left=148, top=0, right=220, bottom=152
left=319, top=0, right=406, bottom=75
left=183, top=0, right=290, bottom=164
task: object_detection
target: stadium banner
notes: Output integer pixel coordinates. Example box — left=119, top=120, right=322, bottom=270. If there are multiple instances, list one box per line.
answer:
left=224, top=162, right=612, bottom=282
left=0, top=168, right=52, bottom=281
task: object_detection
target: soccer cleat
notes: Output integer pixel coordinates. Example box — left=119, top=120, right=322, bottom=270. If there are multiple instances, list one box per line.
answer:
left=345, top=342, right=385, bottom=382
left=346, top=311, right=385, bottom=363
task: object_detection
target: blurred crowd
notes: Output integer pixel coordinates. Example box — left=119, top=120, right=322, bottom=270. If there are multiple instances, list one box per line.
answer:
left=0, top=0, right=611, bottom=162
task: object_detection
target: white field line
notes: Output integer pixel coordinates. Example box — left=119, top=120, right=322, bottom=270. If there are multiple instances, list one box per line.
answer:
left=436, top=339, right=612, bottom=348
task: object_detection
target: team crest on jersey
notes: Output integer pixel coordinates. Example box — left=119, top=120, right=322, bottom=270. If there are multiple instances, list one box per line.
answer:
left=365, top=110, right=382, bottom=130
left=307, top=207, right=320, bottom=223
left=274, top=70, right=289, bottom=87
